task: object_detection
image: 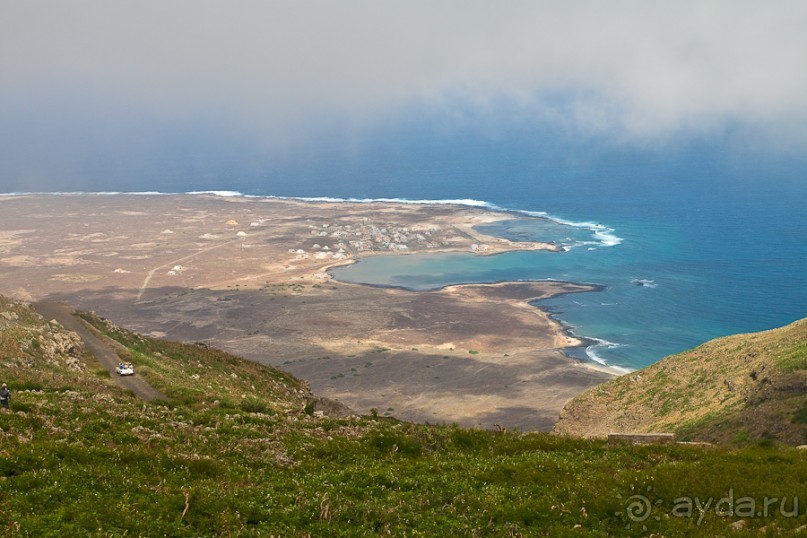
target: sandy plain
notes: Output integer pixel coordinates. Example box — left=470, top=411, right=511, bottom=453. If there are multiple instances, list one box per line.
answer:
left=0, top=194, right=614, bottom=430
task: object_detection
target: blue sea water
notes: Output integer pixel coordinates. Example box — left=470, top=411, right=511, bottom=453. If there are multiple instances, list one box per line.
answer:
left=3, top=117, right=806, bottom=371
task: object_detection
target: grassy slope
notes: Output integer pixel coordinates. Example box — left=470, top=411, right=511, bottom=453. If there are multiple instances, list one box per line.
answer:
left=0, top=296, right=805, bottom=536
left=554, top=318, right=807, bottom=445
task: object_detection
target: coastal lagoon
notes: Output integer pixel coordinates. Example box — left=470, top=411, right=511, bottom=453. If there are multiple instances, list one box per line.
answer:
left=328, top=214, right=693, bottom=371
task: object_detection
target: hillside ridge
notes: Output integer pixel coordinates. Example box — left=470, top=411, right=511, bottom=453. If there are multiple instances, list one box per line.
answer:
left=554, top=318, right=807, bottom=445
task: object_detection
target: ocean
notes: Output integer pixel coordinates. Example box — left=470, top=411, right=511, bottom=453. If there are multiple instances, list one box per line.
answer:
left=4, top=120, right=807, bottom=371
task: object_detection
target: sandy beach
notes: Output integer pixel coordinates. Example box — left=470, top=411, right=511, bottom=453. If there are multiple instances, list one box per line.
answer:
left=0, top=193, right=616, bottom=429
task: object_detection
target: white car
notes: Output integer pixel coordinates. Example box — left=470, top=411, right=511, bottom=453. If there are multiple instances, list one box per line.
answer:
left=117, top=363, right=134, bottom=376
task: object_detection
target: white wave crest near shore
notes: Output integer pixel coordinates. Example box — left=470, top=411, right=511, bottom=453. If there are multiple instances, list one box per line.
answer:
left=584, top=338, right=634, bottom=373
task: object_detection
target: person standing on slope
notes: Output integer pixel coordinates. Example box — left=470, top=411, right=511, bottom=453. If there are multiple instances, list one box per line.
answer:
left=0, top=383, right=10, bottom=409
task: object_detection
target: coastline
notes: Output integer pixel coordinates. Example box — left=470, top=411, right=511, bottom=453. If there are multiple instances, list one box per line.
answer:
left=0, top=189, right=618, bottom=249
left=0, top=192, right=619, bottom=429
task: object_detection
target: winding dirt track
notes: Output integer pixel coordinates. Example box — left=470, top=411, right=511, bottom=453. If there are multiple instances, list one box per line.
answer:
left=34, top=302, right=169, bottom=402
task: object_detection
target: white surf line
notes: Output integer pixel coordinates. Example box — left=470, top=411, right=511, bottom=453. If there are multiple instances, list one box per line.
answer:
left=136, top=239, right=240, bottom=303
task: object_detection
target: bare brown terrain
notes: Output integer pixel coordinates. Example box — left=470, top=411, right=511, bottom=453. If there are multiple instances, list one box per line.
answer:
left=0, top=194, right=614, bottom=429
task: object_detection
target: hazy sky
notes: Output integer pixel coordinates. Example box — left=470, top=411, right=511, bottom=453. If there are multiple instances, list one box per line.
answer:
left=2, top=1, right=807, bottom=187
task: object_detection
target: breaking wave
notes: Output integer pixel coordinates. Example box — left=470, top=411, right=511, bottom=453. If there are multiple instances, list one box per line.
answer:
left=585, top=338, right=634, bottom=373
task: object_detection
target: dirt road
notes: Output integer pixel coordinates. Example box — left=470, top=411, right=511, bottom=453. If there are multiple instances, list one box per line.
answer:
left=34, top=302, right=169, bottom=402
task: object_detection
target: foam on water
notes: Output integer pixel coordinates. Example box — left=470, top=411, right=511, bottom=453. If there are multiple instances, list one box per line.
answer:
left=592, top=228, right=623, bottom=247
left=507, top=209, right=623, bottom=248
left=584, top=338, right=634, bottom=373
left=187, top=190, right=246, bottom=197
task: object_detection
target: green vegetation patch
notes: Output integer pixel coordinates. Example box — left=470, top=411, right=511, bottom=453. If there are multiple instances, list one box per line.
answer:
left=793, top=400, right=807, bottom=425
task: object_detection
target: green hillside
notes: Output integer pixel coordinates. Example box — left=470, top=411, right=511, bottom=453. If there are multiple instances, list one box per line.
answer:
left=0, top=295, right=805, bottom=536
left=555, top=318, right=807, bottom=445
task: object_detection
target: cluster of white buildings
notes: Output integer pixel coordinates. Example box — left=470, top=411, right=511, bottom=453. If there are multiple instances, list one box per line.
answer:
left=314, top=221, right=443, bottom=253
left=285, top=219, right=488, bottom=262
